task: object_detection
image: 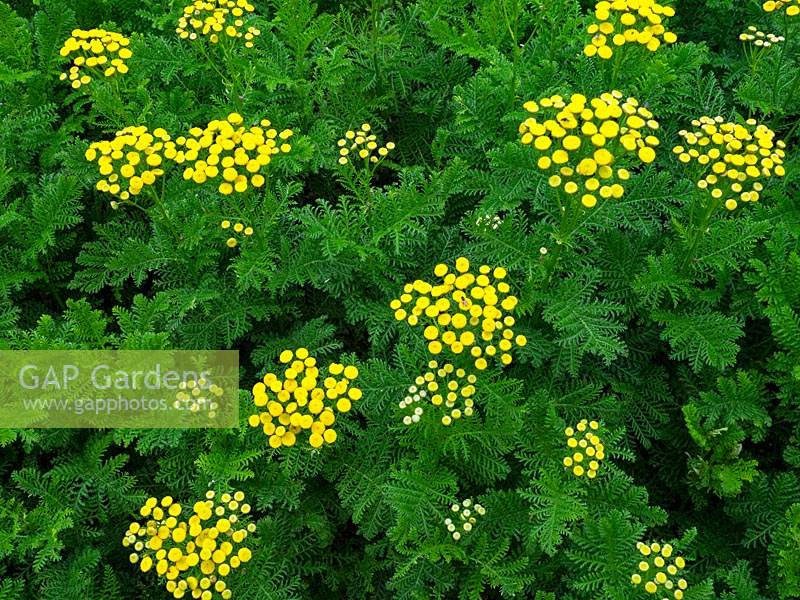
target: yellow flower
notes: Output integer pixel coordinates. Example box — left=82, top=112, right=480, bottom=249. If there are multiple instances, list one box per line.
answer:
left=444, top=498, right=485, bottom=540
left=248, top=349, right=361, bottom=449
left=674, top=116, right=787, bottom=211
left=59, top=29, right=133, bottom=89
left=584, top=0, right=678, bottom=59
left=336, top=123, right=394, bottom=166
left=219, top=221, right=254, bottom=248
left=124, top=490, right=255, bottom=600
left=763, top=0, right=800, bottom=16
left=390, top=257, right=526, bottom=370
left=563, top=419, right=605, bottom=478
left=175, top=113, right=293, bottom=195
left=631, top=542, right=688, bottom=598
left=177, top=0, right=262, bottom=45
left=519, top=92, right=660, bottom=207
left=739, top=25, right=785, bottom=46
left=86, top=126, right=175, bottom=203
left=400, top=360, right=478, bottom=426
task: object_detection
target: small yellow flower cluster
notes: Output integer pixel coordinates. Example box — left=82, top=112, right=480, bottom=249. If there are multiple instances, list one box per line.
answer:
left=399, top=360, right=477, bottom=426
left=174, top=377, right=224, bottom=417
left=390, top=257, right=527, bottom=370
left=220, top=220, right=253, bottom=248
left=562, top=419, right=605, bottom=478
left=59, top=29, right=132, bottom=89
left=177, top=0, right=262, bottom=47
left=763, top=0, right=800, bottom=16
left=85, top=126, right=174, bottom=201
left=445, top=498, right=485, bottom=541
left=337, top=123, right=395, bottom=165
left=175, top=113, right=293, bottom=195
left=123, top=491, right=256, bottom=599
left=584, top=0, right=677, bottom=59
left=631, top=542, right=688, bottom=598
left=674, top=116, right=787, bottom=210
left=739, top=26, right=785, bottom=46
left=247, top=349, right=362, bottom=449
left=519, top=92, right=660, bottom=208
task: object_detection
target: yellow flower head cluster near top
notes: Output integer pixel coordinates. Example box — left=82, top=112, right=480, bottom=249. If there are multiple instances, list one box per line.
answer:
left=337, top=123, right=396, bottom=165
left=220, top=220, right=253, bottom=248
left=519, top=92, right=660, bottom=208
left=763, top=0, right=800, bottom=16
left=177, top=0, right=262, bottom=46
left=85, top=126, right=174, bottom=200
left=390, top=257, right=527, bottom=370
left=631, top=542, right=688, bottom=598
left=123, top=491, right=256, bottom=599
left=563, top=419, right=605, bottom=478
left=674, top=116, right=787, bottom=210
left=445, top=498, right=485, bottom=541
left=584, top=0, right=677, bottom=59
left=59, top=29, right=132, bottom=89
left=740, top=26, right=785, bottom=46
left=248, top=348, right=362, bottom=449
left=175, top=113, right=293, bottom=195
left=399, top=360, right=477, bottom=426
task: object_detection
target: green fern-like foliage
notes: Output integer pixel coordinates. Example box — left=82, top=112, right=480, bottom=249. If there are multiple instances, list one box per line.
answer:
left=0, top=0, right=799, bottom=598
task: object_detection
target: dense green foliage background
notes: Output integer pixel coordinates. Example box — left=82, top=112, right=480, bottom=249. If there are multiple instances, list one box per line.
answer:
left=1, top=0, right=799, bottom=598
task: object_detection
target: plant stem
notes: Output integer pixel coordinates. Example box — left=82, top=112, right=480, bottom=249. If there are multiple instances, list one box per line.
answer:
left=679, top=193, right=720, bottom=273
left=543, top=192, right=581, bottom=284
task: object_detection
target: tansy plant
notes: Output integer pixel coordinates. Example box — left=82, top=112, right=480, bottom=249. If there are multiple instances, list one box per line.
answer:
left=390, top=257, right=527, bottom=370
left=399, top=360, right=477, bottom=427
left=175, top=113, right=293, bottom=195
left=630, top=542, right=689, bottom=598
left=173, top=377, right=224, bottom=417
left=563, top=419, right=606, bottom=478
left=177, top=0, right=262, bottom=47
left=59, top=29, right=132, bottom=89
left=763, top=0, right=800, bottom=16
left=85, top=126, right=175, bottom=206
left=519, top=91, right=660, bottom=209
left=584, top=0, right=677, bottom=60
left=739, top=26, right=785, bottom=47
left=444, top=498, right=485, bottom=541
left=335, top=123, right=395, bottom=201
left=248, top=348, right=362, bottom=449
left=123, top=491, right=256, bottom=600
left=674, top=116, right=787, bottom=211
left=220, top=220, right=253, bottom=248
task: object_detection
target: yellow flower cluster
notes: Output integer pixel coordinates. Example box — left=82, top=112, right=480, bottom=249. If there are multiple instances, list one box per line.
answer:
left=631, top=542, right=688, bottom=598
left=562, top=419, right=605, bottom=478
left=519, top=92, right=660, bottom=208
left=176, top=113, right=293, bottom=195
left=445, top=498, right=485, bottom=541
left=674, top=116, right=787, bottom=210
left=337, top=123, right=395, bottom=165
left=584, top=0, right=677, bottom=59
left=763, top=0, right=800, bottom=16
left=174, top=377, right=224, bottom=417
left=177, top=0, right=262, bottom=46
left=390, top=257, right=527, bottom=370
left=247, top=348, right=362, bottom=449
left=739, top=26, right=785, bottom=46
left=85, top=126, right=174, bottom=201
left=59, top=29, right=132, bottom=89
left=220, top=220, right=253, bottom=248
left=123, top=491, right=256, bottom=599
left=399, top=360, right=477, bottom=426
